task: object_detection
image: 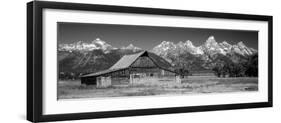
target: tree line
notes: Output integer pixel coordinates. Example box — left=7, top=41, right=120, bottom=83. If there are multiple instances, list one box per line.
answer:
left=59, top=72, right=82, bottom=80
left=212, top=54, right=258, bottom=77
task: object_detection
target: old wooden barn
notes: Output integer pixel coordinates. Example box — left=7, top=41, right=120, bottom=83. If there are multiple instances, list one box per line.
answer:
left=80, top=51, right=180, bottom=87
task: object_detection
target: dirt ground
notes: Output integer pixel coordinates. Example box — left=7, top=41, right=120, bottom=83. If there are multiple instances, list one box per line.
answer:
left=57, top=76, right=258, bottom=99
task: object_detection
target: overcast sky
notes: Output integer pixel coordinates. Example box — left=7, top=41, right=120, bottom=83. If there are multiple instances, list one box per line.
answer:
left=58, top=22, right=258, bottom=50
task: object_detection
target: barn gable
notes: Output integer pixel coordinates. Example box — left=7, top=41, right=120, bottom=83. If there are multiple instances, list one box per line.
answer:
left=130, top=55, right=157, bottom=68
left=109, top=51, right=145, bottom=70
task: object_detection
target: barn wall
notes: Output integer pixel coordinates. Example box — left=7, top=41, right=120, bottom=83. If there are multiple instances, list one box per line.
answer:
left=96, top=76, right=112, bottom=88
left=130, top=67, right=176, bottom=77
left=160, top=69, right=176, bottom=76
left=111, top=77, right=130, bottom=85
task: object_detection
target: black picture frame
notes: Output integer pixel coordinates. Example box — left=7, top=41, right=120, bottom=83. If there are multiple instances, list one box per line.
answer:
left=27, top=1, right=273, bottom=122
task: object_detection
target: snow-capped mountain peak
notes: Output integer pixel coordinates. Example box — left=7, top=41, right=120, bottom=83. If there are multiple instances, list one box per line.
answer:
left=183, top=40, right=194, bottom=47
left=219, top=41, right=232, bottom=51
left=176, top=40, right=204, bottom=55
left=125, top=44, right=135, bottom=49
left=232, top=41, right=256, bottom=56
left=91, top=38, right=113, bottom=51
left=220, top=41, right=231, bottom=47
left=205, top=35, right=219, bottom=47
left=92, top=38, right=105, bottom=45
left=237, top=41, right=246, bottom=48
left=200, top=36, right=227, bottom=55
left=121, top=44, right=142, bottom=52
left=208, top=35, right=215, bottom=40
left=151, top=41, right=177, bottom=57
left=161, top=41, right=176, bottom=46
left=156, top=41, right=177, bottom=50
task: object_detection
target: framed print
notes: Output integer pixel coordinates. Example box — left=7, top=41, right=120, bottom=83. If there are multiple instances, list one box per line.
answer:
left=27, top=1, right=273, bottom=122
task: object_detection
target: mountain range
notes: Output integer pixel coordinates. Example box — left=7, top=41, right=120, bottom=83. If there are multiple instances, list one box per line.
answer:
left=152, top=36, right=257, bottom=58
left=58, top=38, right=142, bottom=53
left=58, top=36, right=258, bottom=74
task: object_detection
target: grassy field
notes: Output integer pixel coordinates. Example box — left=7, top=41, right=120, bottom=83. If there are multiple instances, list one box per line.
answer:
left=58, top=76, right=258, bottom=99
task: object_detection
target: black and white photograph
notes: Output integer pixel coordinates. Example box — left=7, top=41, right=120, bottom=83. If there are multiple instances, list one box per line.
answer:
left=57, top=22, right=259, bottom=99
left=25, top=1, right=273, bottom=122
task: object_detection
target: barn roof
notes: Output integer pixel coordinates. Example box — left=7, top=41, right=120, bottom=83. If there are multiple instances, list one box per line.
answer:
left=109, top=51, right=145, bottom=70
left=81, top=68, right=124, bottom=77
left=81, top=51, right=176, bottom=77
